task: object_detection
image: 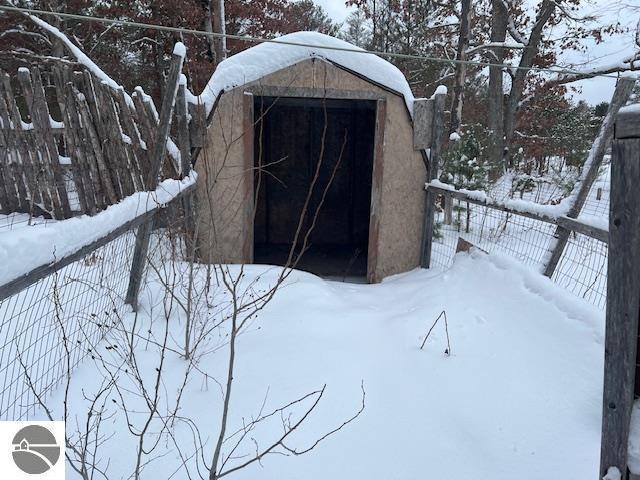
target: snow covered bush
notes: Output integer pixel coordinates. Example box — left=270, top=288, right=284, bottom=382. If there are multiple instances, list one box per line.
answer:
left=440, top=124, right=493, bottom=191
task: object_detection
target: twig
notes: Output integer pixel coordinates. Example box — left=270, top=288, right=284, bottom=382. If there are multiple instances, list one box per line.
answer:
left=420, top=310, right=451, bottom=355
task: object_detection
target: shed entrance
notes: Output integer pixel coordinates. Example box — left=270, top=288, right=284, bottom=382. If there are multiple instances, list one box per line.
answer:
left=253, top=96, right=376, bottom=279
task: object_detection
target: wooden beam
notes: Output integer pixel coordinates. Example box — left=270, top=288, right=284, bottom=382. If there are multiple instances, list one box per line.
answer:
left=420, top=93, right=446, bottom=268
left=125, top=48, right=184, bottom=310
left=543, top=77, right=635, bottom=277
left=616, top=106, right=640, bottom=139
left=600, top=106, right=640, bottom=479
left=242, top=92, right=254, bottom=263
left=367, top=98, right=387, bottom=283
left=176, top=82, right=191, bottom=176
left=413, top=98, right=434, bottom=150
left=247, top=85, right=384, bottom=102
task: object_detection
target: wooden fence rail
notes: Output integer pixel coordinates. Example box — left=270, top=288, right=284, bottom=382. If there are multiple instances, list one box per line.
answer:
left=0, top=62, right=199, bottom=220
left=542, top=77, right=635, bottom=278
left=426, top=183, right=609, bottom=244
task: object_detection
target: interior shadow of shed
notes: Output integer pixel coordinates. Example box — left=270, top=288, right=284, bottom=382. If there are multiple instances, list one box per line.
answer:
left=253, top=96, right=376, bottom=279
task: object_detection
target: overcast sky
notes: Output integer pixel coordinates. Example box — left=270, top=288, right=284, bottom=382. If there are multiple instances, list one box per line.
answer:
left=314, top=0, right=639, bottom=105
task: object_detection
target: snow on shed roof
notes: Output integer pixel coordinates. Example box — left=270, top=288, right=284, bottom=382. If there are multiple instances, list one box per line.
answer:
left=197, top=31, right=416, bottom=116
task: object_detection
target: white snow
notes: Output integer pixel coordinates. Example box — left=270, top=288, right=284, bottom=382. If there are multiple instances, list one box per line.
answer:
left=629, top=400, right=640, bottom=474
left=31, top=248, right=605, bottom=479
left=0, top=171, right=197, bottom=286
left=466, top=41, right=526, bottom=56
left=450, top=131, right=461, bottom=141
left=428, top=179, right=573, bottom=220
left=620, top=103, right=640, bottom=114
left=603, top=467, right=622, bottom=480
left=197, top=31, right=416, bottom=116
left=578, top=214, right=609, bottom=232
left=173, top=41, right=186, bottom=58
left=556, top=49, right=640, bottom=82
left=432, top=84, right=448, bottom=96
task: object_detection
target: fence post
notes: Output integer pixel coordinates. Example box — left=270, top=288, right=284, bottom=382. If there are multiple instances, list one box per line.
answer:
left=420, top=91, right=446, bottom=268
left=125, top=45, right=185, bottom=310
left=543, top=77, right=635, bottom=278
left=176, top=79, right=196, bottom=256
left=600, top=104, right=640, bottom=479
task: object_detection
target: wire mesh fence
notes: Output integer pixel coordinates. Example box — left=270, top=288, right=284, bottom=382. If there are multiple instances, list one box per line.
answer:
left=0, top=212, right=54, bottom=231
left=431, top=200, right=557, bottom=270
left=552, top=231, right=608, bottom=309
left=430, top=194, right=609, bottom=310
left=0, top=229, right=136, bottom=420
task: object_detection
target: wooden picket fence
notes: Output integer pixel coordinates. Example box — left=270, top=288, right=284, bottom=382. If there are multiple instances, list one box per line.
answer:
left=0, top=63, right=205, bottom=219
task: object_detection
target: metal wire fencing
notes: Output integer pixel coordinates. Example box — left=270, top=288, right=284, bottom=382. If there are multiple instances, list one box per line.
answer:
left=430, top=191, right=609, bottom=310
left=431, top=200, right=558, bottom=270
left=552, top=231, right=608, bottom=309
left=0, top=229, right=136, bottom=420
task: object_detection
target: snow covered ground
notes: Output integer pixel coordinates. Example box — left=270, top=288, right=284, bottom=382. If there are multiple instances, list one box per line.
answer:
left=37, top=250, right=604, bottom=480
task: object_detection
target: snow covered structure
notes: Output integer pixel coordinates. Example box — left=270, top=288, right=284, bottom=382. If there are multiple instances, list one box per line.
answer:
left=194, top=32, right=427, bottom=282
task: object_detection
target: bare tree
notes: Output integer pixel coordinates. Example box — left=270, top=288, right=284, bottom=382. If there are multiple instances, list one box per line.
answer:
left=449, top=0, right=473, bottom=136
left=487, top=0, right=508, bottom=176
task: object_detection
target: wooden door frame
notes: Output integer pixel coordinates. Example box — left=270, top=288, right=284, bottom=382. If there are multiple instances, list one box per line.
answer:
left=367, top=99, right=387, bottom=283
left=243, top=87, right=386, bottom=281
left=242, top=92, right=255, bottom=263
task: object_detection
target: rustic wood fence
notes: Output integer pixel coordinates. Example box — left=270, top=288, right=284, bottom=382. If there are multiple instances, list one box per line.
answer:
left=0, top=46, right=198, bottom=421
left=0, top=60, right=205, bottom=220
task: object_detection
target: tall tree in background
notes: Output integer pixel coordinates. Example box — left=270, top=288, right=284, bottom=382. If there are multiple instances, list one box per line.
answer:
left=487, top=0, right=507, bottom=174
left=341, top=9, right=371, bottom=47
left=0, top=0, right=339, bottom=100
left=289, top=0, right=340, bottom=36
left=449, top=0, right=473, bottom=135
left=346, top=0, right=464, bottom=96
left=202, top=0, right=227, bottom=66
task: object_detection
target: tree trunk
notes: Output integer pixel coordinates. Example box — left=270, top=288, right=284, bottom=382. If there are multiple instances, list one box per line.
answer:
left=449, top=0, right=473, bottom=135
left=502, top=0, right=556, bottom=167
left=203, top=0, right=227, bottom=66
left=212, top=0, right=227, bottom=64
left=487, top=0, right=507, bottom=179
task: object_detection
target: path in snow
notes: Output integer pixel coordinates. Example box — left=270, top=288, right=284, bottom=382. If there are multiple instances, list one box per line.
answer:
left=42, top=252, right=604, bottom=480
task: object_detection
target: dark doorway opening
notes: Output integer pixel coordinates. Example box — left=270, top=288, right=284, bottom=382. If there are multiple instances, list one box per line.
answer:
left=253, top=96, right=376, bottom=279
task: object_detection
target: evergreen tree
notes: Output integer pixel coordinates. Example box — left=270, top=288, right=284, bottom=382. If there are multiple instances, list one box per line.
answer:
left=341, top=10, right=371, bottom=48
